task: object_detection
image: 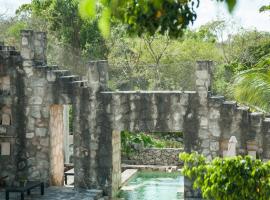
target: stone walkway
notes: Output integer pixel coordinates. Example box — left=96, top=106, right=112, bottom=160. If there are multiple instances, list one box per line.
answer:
left=0, top=187, right=104, bottom=200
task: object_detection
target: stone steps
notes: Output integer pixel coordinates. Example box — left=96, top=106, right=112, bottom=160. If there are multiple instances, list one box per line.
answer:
left=48, top=67, right=88, bottom=88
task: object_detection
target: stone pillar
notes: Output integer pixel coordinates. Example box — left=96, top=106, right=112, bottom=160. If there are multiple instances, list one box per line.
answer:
left=195, top=60, right=212, bottom=103
left=195, top=61, right=213, bottom=158
left=87, top=60, right=108, bottom=90
left=262, top=118, right=270, bottom=159
left=184, top=61, right=213, bottom=199
left=63, top=105, right=70, bottom=163
left=19, top=30, right=51, bottom=183
left=33, top=32, right=47, bottom=65
left=21, top=30, right=47, bottom=66
left=21, top=30, right=35, bottom=62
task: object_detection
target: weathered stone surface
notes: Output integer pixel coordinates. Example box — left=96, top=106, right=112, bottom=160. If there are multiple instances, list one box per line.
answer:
left=35, top=128, right=47, bottom=137
left=122, top=148, right=183, bottom=166
left=26, top=132, right=35, bottom=139
left=30, top=106, right=41, bottom=118
left=29, top=96, right=43, bottom=105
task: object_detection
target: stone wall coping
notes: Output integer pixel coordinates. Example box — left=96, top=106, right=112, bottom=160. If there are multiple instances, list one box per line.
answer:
left=101, top=91, right=197, bottom=94
left=143, top=147, right=184, bottom=150
left=250, top=112, right=264, bottom=116
left=223, top=101, right=237, bottom=105
left=237, top=106, right=250, bottom=111
left=264, top=118, right=270, bottom=123
left=88, top=60, right=107, bottom=63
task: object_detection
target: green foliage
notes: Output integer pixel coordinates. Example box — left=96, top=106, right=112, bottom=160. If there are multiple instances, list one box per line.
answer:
left=260, top=4, right=270, bottom=12
left=229, top=31, right=270, bottom=71
left=108, top=26, right=222, bottom=90
left=211, top=29, right=270, bottom=97
left=18, top=0, right=108, bottom=60
left=79, top=0, right=238, bottom=38
left=232, top=54, right=270, bottom=112
left=180, top=152, right=270, bottom=200
left=121, top=131, right=166, bottom=156
left=79, top=0, right=199, bottom=38
left=0, top=18, right=28, bottom=48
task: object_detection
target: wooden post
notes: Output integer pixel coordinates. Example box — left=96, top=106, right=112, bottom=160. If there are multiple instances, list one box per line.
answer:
left=49, top=105, right=64, bottom=186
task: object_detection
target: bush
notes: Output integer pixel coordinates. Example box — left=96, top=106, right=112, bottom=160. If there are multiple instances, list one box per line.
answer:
left=179, top=152, right=270, bottom=200
left=121, top=131, right=165, bottom=157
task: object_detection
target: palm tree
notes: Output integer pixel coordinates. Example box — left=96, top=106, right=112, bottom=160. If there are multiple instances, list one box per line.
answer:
left=232, top=54, right=270, bottom=112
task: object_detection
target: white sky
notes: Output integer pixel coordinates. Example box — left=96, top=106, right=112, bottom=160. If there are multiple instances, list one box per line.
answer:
left=0, top=0, right=269, bottom=32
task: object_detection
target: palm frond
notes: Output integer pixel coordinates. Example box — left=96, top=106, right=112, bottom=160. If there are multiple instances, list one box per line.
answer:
left=232, top=70, right=270, bottom=112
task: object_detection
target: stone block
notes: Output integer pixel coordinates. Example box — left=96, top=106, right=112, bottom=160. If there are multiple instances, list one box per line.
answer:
left=46, top=71, right=56, bottom=82
left=30, top=106, right=41, bottom=118
left=196, top=70, right=209, bottom=80
left=210, top=141, right=219, bottom=151
left=26, top=132, right=35, bottom=139
left=35, top=128, right=47, bottom=137
left=1, top=113, right=11, bottom=125
left=27, top=117, right=35, bottom=131
left=0, top=126, right=6, bottom=134
left=1, top=142, right=10, bottom=155
left=21, top=36, right=28, bottom=46
left=24, top=67, right=33, bottom=77
left=209, top=108, right=220, bottom=119
left=21, top=48, right=34, bottom=60
left=0, top=76, right=10, bottom=91
left=200, top=117, right=208, bottom=127
left=29, top=96, right=43, bottom=105
left=201, top=139, right=210, bottom=148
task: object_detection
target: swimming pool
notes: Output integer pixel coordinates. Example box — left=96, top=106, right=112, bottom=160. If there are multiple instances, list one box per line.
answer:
left=119, top=171, right=184, bottom=200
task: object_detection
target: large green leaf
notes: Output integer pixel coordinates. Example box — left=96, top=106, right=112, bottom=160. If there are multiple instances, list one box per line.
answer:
left=79, top=0, right=96, bottom=19
left=226, top=0, right=237, bottom=13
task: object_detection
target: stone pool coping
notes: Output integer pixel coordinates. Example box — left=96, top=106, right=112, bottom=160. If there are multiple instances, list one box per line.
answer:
left=121, top=169, right=138, bottom=186
left=122, top=164, right=179, bottom=172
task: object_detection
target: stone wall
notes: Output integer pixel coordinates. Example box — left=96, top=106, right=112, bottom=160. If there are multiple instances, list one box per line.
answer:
left=2, top=29, right=270, bottom=199
left=122, top=148, right=183, bottom=166
left=0, top=45, right=21, bottom=184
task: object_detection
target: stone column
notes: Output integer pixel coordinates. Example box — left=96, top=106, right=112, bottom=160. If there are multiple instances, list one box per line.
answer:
left=184, top=61, right=213, bottom=199
left=262, top=118, right=270, bottom=159
left=87, top=60, right=108, bottom=90
left=21, top=30, right=47, bottom=66
left=63, top=105, right=70, bottom=163
left=33, top=32, right=47, bottom=65
left=195, top=61, right=212, bottom=158
left=21, top=30, right=35, bottom=63
left=19, top=30, right=52, bottom=182
left=74, top=60, right=118, bottom=197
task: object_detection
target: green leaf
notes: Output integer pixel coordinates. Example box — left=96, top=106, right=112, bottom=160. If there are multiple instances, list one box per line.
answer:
left=79, top=0, right=96, bottom=19
left=260, top=5, right=270, bottom=12
left=226, top=0, right=237, bottom=13
left=98, top=7, right=111, bottom=38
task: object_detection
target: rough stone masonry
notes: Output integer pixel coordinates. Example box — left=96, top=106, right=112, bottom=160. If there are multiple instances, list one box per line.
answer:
left=1, top=30, right=270, bottom=199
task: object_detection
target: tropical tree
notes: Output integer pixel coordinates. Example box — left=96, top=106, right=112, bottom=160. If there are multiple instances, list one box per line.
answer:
left=232, top=54, right=270, bottom=112
left=17, top=0, right=108, bottom=60
left=79, top=0, right=238, bottom=38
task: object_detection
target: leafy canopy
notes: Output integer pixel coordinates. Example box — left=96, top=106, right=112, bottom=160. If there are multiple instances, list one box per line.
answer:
left=79, top=0, right=238, bottom=38
left=17, top=0, right=108, bottom=59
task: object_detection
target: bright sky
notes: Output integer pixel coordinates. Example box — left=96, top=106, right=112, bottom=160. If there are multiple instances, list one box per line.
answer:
left=0, top=0, right=269, bottom=32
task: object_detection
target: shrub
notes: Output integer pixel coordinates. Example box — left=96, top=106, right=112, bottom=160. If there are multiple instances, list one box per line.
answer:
left=179, top=152, right=270, bottom=200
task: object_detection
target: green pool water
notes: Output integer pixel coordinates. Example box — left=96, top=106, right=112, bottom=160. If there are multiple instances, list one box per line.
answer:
left=119, top=171, right=184, bottom=200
